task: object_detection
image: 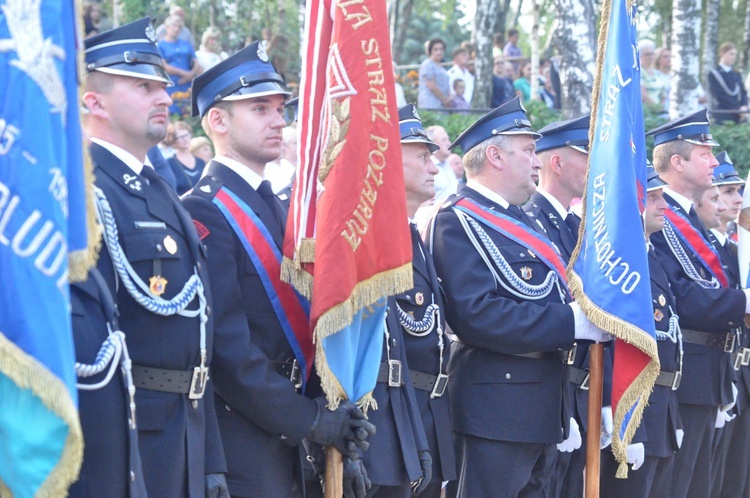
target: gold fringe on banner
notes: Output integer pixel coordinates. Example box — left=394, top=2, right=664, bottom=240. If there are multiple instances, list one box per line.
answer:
left=0, top=332, right=83, bottom=496
left=281, top=256, right=314, bottom=299
left=314, top=263, right=413, bottom=408
left=567, top=0, right=660, bottom=478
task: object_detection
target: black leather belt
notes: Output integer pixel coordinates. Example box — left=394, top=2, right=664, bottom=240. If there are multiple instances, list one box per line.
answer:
left=681, top=329, right=736, bottom=352
left=410, top=369, right=450, bottom=398
left=132, top=365, right=209, bottom=399
left=272, top=360, right=302, bottom=389
left=514, top=350, right=566, bottom=360
left=568, top=366, right=590, bottom=390
left=654, top=370, right=682, bottom=390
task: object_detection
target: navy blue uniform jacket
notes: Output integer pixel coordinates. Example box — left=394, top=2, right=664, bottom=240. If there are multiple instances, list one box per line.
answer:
left=431, top=185, right=576, bottom=444
left=182, top=161, right=320, bottom=497
left=91, top=143, right=225, bottom=498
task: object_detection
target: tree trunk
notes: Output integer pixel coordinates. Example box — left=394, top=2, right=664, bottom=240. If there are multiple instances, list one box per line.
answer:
left=391, top=0, right=415, bottom=64
left=496, top=0, right=513, bottom=42
left=530, top=0, right=540, bottom=101
left=472, top=0, right=499, bottom=108
left=388, top=0, right=399, bottom=52
left=511, top=0, right=525, bottom=30
left=742, top=0, right=750, bottom=71
left=670, top=0, right=703, bottom=118
left=662, top=13, right=672, bottom=49
left=552, top=0, right=596, bottom=118
left=702, top=0, right=720, bottom=87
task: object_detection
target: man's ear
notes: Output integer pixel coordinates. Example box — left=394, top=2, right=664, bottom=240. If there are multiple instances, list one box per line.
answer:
left=486, top=144, right=504, bottom=171
left=206, top=107, right=229, bottom=135
left=670, top=153, right=683, bottom=173
left=81, top=91, right=106, bottom=118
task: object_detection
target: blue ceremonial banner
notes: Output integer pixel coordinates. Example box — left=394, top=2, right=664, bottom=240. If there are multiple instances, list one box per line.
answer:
left=568, top=0, right=660, bottom=478
left=0, top=0, right=86, bottom=495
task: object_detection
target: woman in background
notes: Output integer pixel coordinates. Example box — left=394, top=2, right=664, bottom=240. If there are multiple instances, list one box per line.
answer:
left=168, top=122, right=206, bottom=195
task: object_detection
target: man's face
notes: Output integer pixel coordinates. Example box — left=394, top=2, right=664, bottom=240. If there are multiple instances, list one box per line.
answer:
left=454, top=51, right=469, bottom=67
left=682, top=145, right=719, bottom=192
left=493, top=58, right=504, bottom=76
left=102, top=75, right=172, bottom=149
left=645, top=188, right=668, bottom=234
left=558, top=148, right=588, bottom=199
left=430, top=43, right=445, bottom=62
left=429, top=127, right=451, bottom=161
left=225, top=94, right=287, bottom=167
left=402, top=142, right=438, bottom=205
left=503, top=62, right=516, bottom=79
left=500, top=135, right=541, bottom=205
left=718, top=184, right=743, bottom=225
left=695, top=186, right=725, bottom=229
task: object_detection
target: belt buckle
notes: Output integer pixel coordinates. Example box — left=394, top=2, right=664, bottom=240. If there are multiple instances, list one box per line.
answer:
left=430, top=373, right=450, bottom=398
left=742, top=348, right=750, bottom=366
left=388, top=359, right=402, bottom=387
left=189, top=366, right=209, bottom=400
left=565, top=343, right=578, bottom=365
left=290, top=359, right=302, bottom=390
left=671, top=370, right=682, bottom=390
left=579, top=372, right=590, bottom=391
left=734, top=353, right=743, bottom=371
left=724, top=333, right=736, bottom=353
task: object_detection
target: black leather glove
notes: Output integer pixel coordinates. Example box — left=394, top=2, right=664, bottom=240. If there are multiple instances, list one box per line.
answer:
left=342, top=455, right=371, bottom=498
left=205, top=473, right=229, bottom=498
left=307, top=398, right=376, bottom=459
left=411, top=451, right=432, bottom=495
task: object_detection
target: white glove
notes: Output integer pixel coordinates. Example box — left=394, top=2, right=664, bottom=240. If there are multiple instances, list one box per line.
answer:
left=626, top=442, right=645, bottom=471
left=570, top=302, right=612, bottom=342
left=557, top=417, right=582, bottom=453
left=715, top=408, right=726, bottom=428
left=600, top=406, right=613, bottom=449
left=675, top=429, right=684, bottom=448
left=723, top=411, right=737, bottom=423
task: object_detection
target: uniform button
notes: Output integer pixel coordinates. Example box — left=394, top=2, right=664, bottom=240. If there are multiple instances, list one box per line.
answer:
left=225, top=404, right=231, bottom=411
left=392, top=338, right=397, bottom=347
left=505, top=373, right=512, bottom=380
left=197, top=261, right=202, bottom=270
left=729, top=321, right=735, bottom=326
left=192, top=400, right=199, bottom=409
left=280, top=434, right=288, bottom=441
left=156, top=244, right=163, bottom=252
left=206, top=306, right=211, bottom=316
left=130, top=471, right=135, bottom=482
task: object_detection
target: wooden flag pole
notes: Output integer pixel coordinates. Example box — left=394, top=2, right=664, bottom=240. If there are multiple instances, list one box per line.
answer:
left=324, top=447, right=343, bottom=498
left=585, top=343, right=604, bottom=498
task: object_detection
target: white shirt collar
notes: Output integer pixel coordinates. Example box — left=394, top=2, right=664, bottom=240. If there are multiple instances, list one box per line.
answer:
left=536, top=188, right=568, bottom=219
left=711, top=228, right=727, bottom=245
left=214, top=155, right=263, bottom=190
left=466, top=179, right=509, bottom=209
left=91, top=138, right=144, bottom=175
left=719, top=63, right=732, bottom=72
left=664, top=188, right=693, bottom=213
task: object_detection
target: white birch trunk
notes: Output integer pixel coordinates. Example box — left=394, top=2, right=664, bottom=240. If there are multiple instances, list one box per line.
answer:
left=669, top=0, right=702, bottom=118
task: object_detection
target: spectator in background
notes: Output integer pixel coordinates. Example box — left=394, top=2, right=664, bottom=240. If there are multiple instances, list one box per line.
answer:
left=394, top=69, right=407, bottom=108
left=418, top=38, right=452, bottom=109
left=264, top=126, right=298, bottom=193
left=492, top=58, right=516, bottom=107
left=492, top=32, right=505, bottom=59
left=190, top=136, right=214, bottom=164
left=503, top=28, right=522, bottom=71
left=425, top=125, right=458, bottom=200
left=539, top=66, right=557, bottom=108
left=158, top=15, right=202, bottom=116
left=639, top=40, right=668, bottom=112
left=447, top=47, right=475, bottom=104
left=447, top=153, right=465, bottom=183
left=168, top=122, right=206, bottom=195
left=513, top=61, right=532, bottom=103
left=83, top=2, right=101, bottom=38
left=709, top=42, right=748, bottom=123
left=156, top=6, right=194, bottom=45
left=451, top=79, right=469, bottom=111
left=654, top=47, right=671, bottom=113
left=157, top=125, right=175, bottom=159
left=195, top=27, right=227, bottom=70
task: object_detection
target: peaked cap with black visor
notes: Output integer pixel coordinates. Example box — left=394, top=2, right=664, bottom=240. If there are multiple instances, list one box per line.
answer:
left=191, top=41, right=291, bottom=118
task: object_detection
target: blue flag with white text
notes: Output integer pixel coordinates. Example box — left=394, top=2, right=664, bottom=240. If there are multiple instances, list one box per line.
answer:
left=568, top=0, right=660, bottom=478
left=0, top=0, right=86, bottom=495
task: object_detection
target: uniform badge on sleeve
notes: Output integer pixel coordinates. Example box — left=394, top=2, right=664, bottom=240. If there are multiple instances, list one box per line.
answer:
left=415, top=292, right=424, bottom=305
left=654, top=309, right=664, bottom=322
left=163, top=235, right=178, bottom=255
left=658, top=294, right=666, bottom=306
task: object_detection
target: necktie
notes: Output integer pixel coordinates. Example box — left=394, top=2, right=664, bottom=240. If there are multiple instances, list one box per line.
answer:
left=257, top=180, right=285, bottom=229
left=564, top=213, right=581, bottom=237
left=507, top=204, right=533, bottom=228
left=140, top=165, right=162, bottom=186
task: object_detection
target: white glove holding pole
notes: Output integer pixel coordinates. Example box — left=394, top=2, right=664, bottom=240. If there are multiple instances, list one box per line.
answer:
left=715, top=408, right=726, bottom=429
left=626, top=442, right=645, bottom=471
left=570, top=302, right=612, bottom=342
left=557, top=417, right=582, bottom=453
left=600, top=406, right=613, bottom=449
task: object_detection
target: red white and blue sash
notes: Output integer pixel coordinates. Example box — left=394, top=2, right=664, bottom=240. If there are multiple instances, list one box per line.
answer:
left=454, top=198, right=570, bottom=291
left=664, top=207, right=728, bottom=288
left=213, top=187, right=314, bottom=388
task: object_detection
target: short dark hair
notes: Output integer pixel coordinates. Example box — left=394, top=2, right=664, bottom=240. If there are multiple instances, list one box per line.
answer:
left=425, top=38, right=445, bottom=56
left=508, top=28, right=519, bottom=38
left=452, top=47, right=469, bottom=59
